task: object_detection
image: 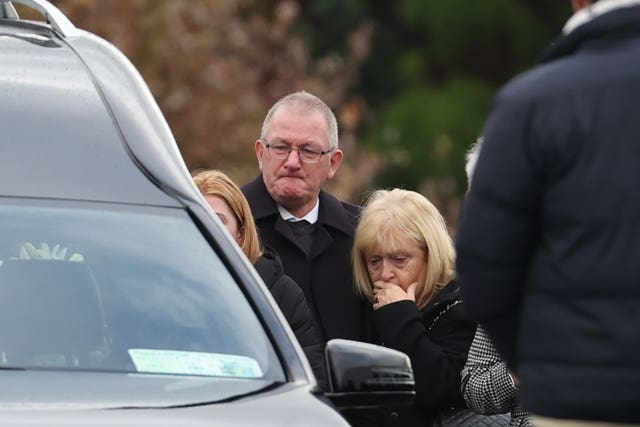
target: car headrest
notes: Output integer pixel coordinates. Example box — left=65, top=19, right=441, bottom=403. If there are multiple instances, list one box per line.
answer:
left=0, top=259, right=107, bottom=366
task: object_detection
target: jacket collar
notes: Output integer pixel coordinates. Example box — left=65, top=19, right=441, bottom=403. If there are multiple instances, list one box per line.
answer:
left=243, top=174, right=278, bottom=220
left=431, top=281, right=460, bottom=306
left=316, top=188, right=358, bottom=236
left=541, top=3, right=640, bottom=63
left=563, top=0, right=640, bottom=34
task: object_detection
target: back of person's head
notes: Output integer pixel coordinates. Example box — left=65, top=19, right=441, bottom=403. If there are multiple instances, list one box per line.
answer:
left=352, top=188, right=456, bottom=308
left=191, top=169, right=262, bottom=263
left=261, top=91, right=339, bottom=150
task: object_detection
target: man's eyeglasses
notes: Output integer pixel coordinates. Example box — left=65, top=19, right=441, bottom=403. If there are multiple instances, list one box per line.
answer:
left=262, top=140, right=334, bottom=164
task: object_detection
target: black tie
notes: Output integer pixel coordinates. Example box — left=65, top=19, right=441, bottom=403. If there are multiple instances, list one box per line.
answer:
left=287, top=219, right=316, bottom=254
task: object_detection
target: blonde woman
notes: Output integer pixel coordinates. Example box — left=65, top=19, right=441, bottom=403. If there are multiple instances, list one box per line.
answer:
left=192, top=169, right=326, bottom=388
left=353, top=188, right=475, bottom=427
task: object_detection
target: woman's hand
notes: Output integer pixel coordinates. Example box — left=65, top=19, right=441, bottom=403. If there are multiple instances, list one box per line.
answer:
left=372, top=281, right=417, bottom=310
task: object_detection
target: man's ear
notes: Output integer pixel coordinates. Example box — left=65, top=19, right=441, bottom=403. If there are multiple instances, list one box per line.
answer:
left=255, top=140, right=264, bottom=171
left=327, top=149, right=343, bottom=180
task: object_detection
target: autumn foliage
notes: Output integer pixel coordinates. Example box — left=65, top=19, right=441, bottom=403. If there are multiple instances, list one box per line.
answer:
left=50, top=0, right=378, bottom=203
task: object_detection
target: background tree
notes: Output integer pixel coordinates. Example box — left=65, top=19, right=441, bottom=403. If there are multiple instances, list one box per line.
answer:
left=46, top=0, right=569, bottom=227
left=293, top=0, right=569, bottom=223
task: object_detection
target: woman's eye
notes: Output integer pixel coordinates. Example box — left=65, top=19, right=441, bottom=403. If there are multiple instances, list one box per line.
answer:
left=392, top=255, right=409, bottom=265
left=367, top=257, right=382, bottom=267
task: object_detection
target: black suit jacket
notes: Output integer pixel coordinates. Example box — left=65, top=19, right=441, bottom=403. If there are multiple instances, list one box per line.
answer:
left=242, top=174, right=368, bottom=342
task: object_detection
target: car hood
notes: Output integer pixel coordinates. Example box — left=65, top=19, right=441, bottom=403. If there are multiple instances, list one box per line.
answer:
left=0, top=372, right=347, bottom=426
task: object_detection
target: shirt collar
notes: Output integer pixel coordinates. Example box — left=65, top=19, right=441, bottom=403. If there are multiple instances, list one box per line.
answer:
left=563, top=0, right=640, bottom=34
left=277, top=199, right=320, bottom=224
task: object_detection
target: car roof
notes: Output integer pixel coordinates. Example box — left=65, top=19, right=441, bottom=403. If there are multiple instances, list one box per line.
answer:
left=0, top=9, right=201, bottom=208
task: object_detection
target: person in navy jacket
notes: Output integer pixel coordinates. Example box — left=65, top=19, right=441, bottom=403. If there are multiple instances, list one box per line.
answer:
left=456, top=0, right=640, bottom=424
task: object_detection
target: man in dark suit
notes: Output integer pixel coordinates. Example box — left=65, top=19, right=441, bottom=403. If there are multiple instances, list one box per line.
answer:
left=242, top=91, right=368, bottom=343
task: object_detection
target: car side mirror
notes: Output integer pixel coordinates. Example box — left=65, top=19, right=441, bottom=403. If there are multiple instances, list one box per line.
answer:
left=323, top=339, right=414, bottom=410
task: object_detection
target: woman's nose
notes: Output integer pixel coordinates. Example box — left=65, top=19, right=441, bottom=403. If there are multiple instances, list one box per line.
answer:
left=380, top=260, right=395, bottom=280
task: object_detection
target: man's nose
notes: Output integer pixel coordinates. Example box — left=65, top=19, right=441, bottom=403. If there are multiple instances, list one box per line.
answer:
left=283, top=148, right=303, bottom=166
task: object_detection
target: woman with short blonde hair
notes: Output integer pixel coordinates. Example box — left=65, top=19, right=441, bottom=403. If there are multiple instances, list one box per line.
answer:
left=352, top=188, right=474, bottom=427
left=353, top=188, right=455, bottom=309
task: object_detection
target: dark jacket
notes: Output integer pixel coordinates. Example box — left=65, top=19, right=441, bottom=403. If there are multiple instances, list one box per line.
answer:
left=254, top=248, right=327, bottom=389
left=371, top=282, right=475, bottom=427
left=242, top=174, right=369, bottom=343
left=456, top=5, right=640, bottom=423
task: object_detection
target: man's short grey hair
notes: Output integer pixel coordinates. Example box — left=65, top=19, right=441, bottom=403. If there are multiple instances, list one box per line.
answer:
left=260, top=91, right=339, bottom=150
left=465, top=137, right=484, bottom=187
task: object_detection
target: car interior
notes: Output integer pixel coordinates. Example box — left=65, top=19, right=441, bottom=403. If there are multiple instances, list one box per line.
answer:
left=0, top=259, right=110, bottom=369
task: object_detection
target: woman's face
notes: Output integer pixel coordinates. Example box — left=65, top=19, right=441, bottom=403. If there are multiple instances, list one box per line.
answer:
left=365, top=235, right=428, bottom=292
left=204, top=195, right=241, bottom=244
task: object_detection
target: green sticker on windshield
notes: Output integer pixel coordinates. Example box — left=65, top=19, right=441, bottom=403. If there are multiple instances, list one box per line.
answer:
left=128, top=349, right=263, bottom=378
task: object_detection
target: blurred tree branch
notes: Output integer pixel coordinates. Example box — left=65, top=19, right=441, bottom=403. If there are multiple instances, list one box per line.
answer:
left=52, top=0, right=376, bottom=202
left=48, top=0, right=569, bottom=227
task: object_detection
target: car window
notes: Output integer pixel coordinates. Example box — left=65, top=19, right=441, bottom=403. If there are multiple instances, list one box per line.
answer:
left=0, top=199, right=284, bottom=384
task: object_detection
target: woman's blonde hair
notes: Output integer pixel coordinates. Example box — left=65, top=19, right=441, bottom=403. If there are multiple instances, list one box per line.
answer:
left=352, top=188, right=455, bottom=309
left=191, top=169, right=262, bottom=263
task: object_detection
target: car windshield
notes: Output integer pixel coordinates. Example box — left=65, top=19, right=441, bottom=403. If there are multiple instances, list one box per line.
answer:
left=0, top=199, right=285, bottom=406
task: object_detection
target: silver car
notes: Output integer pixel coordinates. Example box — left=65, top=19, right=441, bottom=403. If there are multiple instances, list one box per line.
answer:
left=0, top=0, right=414, bottom=425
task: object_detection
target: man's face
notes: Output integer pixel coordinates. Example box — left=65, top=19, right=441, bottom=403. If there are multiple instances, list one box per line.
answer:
left=255, top=106, right=343, bottom=217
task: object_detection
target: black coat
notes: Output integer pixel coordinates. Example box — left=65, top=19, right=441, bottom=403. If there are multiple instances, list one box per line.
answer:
left=254, top=248, right=327, bottom=389
left=242, top=175, right=369, bottom=343
left=371, top=282, right=475, bottom=427
left=456, top=5, right=640, bottom=423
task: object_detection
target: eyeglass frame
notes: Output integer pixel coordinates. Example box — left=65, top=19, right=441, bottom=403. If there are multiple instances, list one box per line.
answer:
left=260, top=140, right=335, bottom=164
